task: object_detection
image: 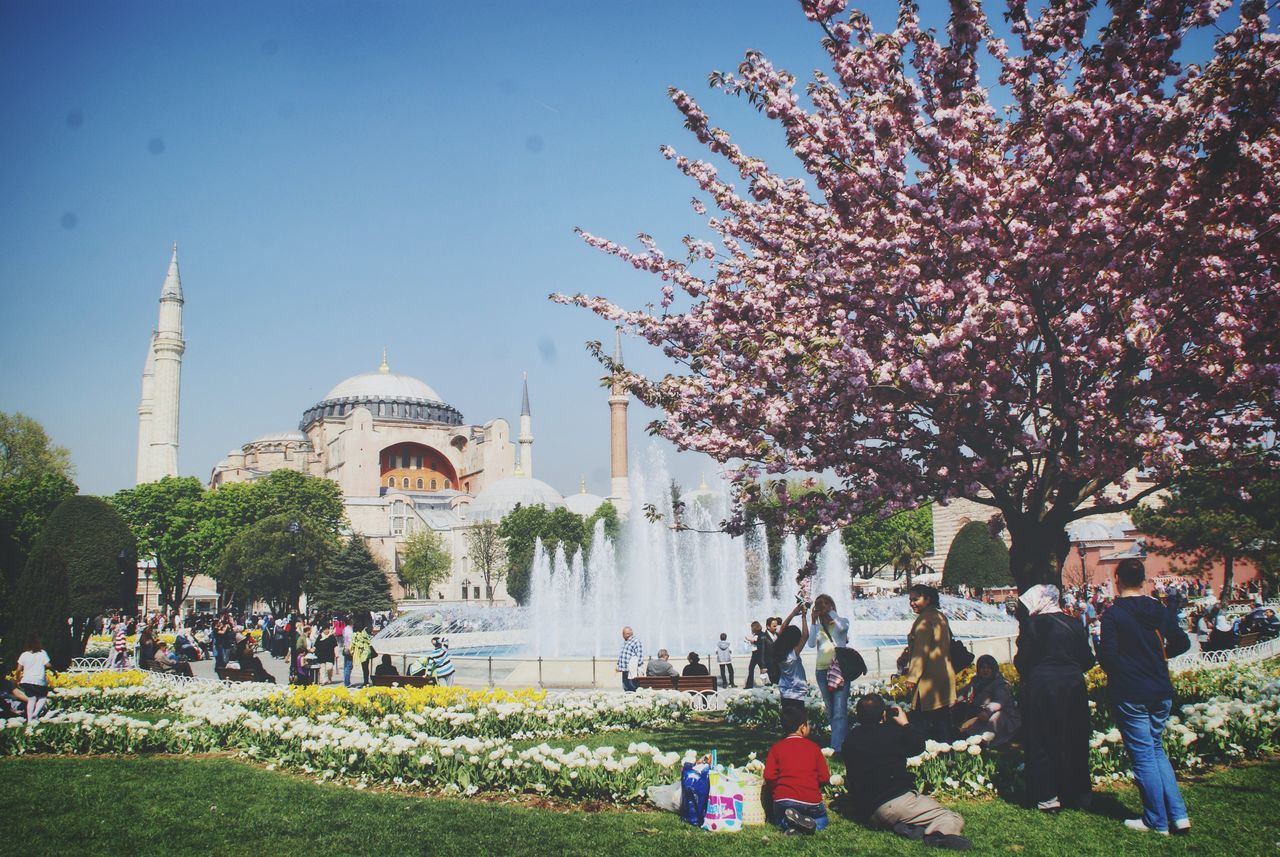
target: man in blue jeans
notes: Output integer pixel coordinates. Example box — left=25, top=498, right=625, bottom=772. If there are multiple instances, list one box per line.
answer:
left=1098, top=557, right=1192, bottom=835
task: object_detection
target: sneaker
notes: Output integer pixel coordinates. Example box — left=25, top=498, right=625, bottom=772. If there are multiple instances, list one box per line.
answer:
left=893, top=822, right=927, bottom=841
left=1123, top=819, right=1169, bottom=835
left=923, top=832, right=973, bottom=851
left=1172, top=818, right=1191, bottom=835
left=782, top=808, right=817, bottom=834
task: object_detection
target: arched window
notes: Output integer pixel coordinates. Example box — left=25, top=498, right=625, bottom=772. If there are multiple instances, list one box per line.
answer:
left=430, top=479, right=438, bottom=490
left=402, top=477, right=410, bottom=488
left=416, top=478, right=424, bottom=489
left=444, top=479, right=452, bottom=489
left=387, top=476, right=395, bottom=487
left=390, top=499, right=417, bottom=537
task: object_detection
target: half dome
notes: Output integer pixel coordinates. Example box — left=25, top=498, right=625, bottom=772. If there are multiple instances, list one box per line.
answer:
left=469, top=476, right=565, bottom=522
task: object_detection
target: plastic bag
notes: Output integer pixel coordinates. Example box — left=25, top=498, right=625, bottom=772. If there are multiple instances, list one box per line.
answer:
left=647, top=781, right=682, bottom=813
left=680, top=762, right=711, bottom=827
left=702, top=769, right=746, bottom=832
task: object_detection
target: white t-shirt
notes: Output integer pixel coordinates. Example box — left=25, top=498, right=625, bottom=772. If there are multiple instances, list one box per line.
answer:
left=18, top=650, right=50, bottom=686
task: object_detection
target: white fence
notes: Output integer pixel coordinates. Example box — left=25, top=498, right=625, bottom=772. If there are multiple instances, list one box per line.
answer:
left=1169, top=635, right=1280, bottom=672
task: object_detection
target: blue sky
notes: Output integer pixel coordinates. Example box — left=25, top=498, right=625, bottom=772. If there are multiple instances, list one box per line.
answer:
left=0, top=1, right=1229, bottom=499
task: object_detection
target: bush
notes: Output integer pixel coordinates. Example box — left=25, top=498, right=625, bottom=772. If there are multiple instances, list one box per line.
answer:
left=942, top=521, right=1012, bottom=588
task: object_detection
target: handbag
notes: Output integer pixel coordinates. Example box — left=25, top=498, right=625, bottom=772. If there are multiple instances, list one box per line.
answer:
left=821, top=626, right=867, bottom=684
left=825, top=653, right=845, bottom=691
left=949, top=638, right=975, bottom=672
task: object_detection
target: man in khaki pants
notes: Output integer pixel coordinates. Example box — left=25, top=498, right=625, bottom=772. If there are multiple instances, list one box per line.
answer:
left=842, top=694, right=972, bottom=851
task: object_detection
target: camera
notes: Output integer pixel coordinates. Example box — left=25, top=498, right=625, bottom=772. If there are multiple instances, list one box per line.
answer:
left=886, top=706, right=901, bottom=719
left=794, top=593, right=811, bottom=610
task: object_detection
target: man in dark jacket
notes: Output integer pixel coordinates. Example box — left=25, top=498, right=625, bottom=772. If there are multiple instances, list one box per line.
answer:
left=1098, top=557, right=1191, bottom=836
left=842, top=694, right=971, bottom=851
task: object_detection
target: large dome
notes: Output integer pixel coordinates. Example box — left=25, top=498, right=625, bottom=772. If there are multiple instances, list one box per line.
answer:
left=301, top=356, right=464, bottom=429
left=470, top=476, right=565, bottom=522
left=324, top=371, right=443, bottom=404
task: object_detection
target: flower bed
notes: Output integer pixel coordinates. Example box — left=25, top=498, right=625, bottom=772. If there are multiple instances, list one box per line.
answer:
left=6, top=662, right=1280, bottom=804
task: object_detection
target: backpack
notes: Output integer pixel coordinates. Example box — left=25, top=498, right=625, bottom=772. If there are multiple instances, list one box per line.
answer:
left=949, top=637, right=975, bottom=672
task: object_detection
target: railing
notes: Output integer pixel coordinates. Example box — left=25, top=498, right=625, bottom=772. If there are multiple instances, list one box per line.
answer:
left=1169, top=635, right=1280, bottom=672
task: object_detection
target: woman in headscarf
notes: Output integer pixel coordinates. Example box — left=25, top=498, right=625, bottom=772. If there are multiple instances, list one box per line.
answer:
left=955, top=654, right=1021, bottom=747
left=1014, top=583, right=1096, bottom=813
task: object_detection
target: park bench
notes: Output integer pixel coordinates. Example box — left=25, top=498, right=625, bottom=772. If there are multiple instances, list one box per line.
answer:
left=1236, top=632, right=1260, bottom=649
left=371, top=673, right=437, bottom=688
left=216, top=667, right=260, bottom=683
left=633, top=675, right=717, bottom=693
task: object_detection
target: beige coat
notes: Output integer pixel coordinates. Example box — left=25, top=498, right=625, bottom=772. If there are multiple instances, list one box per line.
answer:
left=903, top=606, right=956, bottom=713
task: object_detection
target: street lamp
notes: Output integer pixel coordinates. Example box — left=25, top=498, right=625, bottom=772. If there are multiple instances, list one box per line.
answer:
left=1077, top=541, right=1088, bottom=592
left=461, top=578, right=471, bottom=602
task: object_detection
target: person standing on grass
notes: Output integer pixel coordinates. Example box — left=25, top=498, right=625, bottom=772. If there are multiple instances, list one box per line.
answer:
left=898, top=584, right=955, bottom=742
left=616, top=626, right=644, bottom=692
left=16, top=635, right=51, bottom=721
left=1098, top=557, right=1192, bottom=836
left=1014, top=583, right=1095, bottom=814
left=807, top=593, right=852, bottom=752
left=773, top=599, right=810, bottom=724
left=716, top=632, right=735, bottom=688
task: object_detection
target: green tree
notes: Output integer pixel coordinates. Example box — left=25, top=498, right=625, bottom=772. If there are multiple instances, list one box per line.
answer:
left=310, top=536, right=393, bottom=616
left=465, top=520, right=507, bottom=604
left=218, top=514, right=331, bottom=614
left=400, top=529, right=451, bottom=599
left=110, top=477, right=207, bottom=610
left=584, top=501, right=621, bottom=548
left=943, top=521, right=1013, bottom=590
left=3, top=546, right=74, bottom=671
left=497, top=505, right=590, bottom=604
left=841, top=506, right=934, bottom=580
left=0, top=411, right=73, bottom=481
left=250, top=470, right=346, bottom=537
left=0, top=472, right=77, bottom=604
left=1132, top=474, right=1280, bottom=599
left=3, top=496, right=135, bottom=668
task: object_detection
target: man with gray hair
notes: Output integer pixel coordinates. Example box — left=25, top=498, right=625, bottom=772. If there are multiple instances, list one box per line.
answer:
left=645, top=648, right=679, bottom=679
left=616, top=626, right=644, bottom=692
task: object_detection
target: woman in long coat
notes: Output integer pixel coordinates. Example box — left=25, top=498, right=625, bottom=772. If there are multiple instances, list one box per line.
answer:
left=1014, top=584, right=1096, bottom=813
left=900, top=584, right=956, bottom=740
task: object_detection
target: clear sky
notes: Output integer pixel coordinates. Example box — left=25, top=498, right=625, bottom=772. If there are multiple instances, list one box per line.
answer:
left=0, top=1, right=1229, bottom=500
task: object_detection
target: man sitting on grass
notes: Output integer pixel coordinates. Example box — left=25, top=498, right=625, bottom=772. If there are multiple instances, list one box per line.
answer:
left=763, top=705, right=830, bottom=834
left=843, top=693, right=971, bottom=850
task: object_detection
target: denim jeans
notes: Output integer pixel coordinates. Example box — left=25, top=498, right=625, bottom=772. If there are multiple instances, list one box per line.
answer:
left=343, top=654, right=354, bottom=687
left=621, top=671, right=637, bottom=692
left=773, top=799, right=829, bottom=832
left=816, top=668, right=850, bottom=751
left=1113, top=698, right=1188, bottom=831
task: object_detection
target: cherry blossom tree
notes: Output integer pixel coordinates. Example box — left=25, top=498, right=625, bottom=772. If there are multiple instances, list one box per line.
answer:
left=557, top=0, right=1280, bottom=591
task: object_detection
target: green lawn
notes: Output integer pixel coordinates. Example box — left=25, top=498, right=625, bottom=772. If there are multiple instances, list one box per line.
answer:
left=1, top=754, right=1275, bottom=856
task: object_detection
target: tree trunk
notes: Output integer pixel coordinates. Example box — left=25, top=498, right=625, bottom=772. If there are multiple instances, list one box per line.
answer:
left=1221, top=554, right=1235, bottom=601
left=1006, top=519, right=1070, bottom=594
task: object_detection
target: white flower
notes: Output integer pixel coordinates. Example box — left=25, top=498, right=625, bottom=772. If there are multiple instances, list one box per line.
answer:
left=829, top=774, right=844, bottom=787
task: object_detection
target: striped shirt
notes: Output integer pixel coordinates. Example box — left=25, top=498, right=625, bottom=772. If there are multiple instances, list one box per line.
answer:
left=617, top=637, right=644, bottom=672
left=423, top=646, right=455, bottom=679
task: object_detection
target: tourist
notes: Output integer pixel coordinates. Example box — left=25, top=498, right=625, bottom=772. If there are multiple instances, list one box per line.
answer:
left=744, top=620, right=766, bottom=689
left=1098, top=557, right=1191, bottom=835
left=898, top=584, right=955, bottom=741
left=843, top=693, right=971, bottom=850
left=424, top=636, right=455, bottom=686
left=352, top=623, right=375, bottom=686
left=174, top=628, right=201, bottom=662
left=17, top=635, right=52, bottom=721
left=715, top=632, right=735, bottom=688
left=682, top=652, right=710, bottom=677
left=954, top=655, right=1019, bottom=747
left=807, top=593, right=851, bottom=752
left=313, top=626, right=338, bottom=684
left=0, top=676, right=30, bottom=719
left=1014, top=583, right=1095, bottom=813
left=615, top=626, right=644, bottom=692
left=137, top=626, right=157, bottom=667
left=341, top=618, right=356, bottom=687
left=773, top=599, right=810, bottom=722
left=645, top=649, right=679, bottom=678
left=763, top=704, right=831, bottom=834
left=149, top=642, right=194, bottom=677
left=111, top=621, right=130, bottom=669
left=764, top=617, right=783, bottom=685
left=373, top=654, right=399, bottom=677
left=234, top=638, right=275, bottom=683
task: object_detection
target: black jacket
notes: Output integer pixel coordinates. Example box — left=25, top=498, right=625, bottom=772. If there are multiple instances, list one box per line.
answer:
left=1014, top=612, right=1095, bottom=682
left=1098, top=596, right=1190, bottom=704
left=841, top=720, right=925, bottom=820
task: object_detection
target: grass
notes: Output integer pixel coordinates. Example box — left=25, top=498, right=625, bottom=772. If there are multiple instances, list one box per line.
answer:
left=1, top=752, right=1276, bottom=856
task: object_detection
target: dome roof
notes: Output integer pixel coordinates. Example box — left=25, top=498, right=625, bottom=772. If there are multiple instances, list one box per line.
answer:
left=469, top=476, right=564, bottom=522
left=324, top=371, right=443, bottom=404
left=249, top=430, right=311, bottom=445
left=564, top=492, right=605, bottom=517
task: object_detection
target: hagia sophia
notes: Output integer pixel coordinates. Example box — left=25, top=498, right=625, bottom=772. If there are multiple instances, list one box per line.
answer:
left=134, top=246, right=630, bottom=608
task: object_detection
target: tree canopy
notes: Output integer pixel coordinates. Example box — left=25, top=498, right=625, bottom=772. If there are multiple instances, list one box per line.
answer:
left=465, top=520, right=507, bottom=604
left=557, top=0, right=1280, bottom=591
left=1133, top=473, right=1280, bottom=598
left=399, top=528, right=452, bottom=599
left=841, top=505, right=933, bottom=579
left=943, top=520, right=1013, bottom=590
left=309, top=536, right=393, bottom=617
left=498, top=505, right=590, bottom=604
left=218, top=514, right=331, bottom=614
left=0, top=411, right=73, bottom=482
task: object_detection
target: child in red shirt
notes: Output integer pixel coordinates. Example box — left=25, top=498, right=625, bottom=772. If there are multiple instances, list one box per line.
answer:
left=763, top=705, right=831, bottom=833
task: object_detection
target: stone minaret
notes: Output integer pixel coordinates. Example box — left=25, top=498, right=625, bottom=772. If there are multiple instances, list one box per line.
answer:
left=518, top=373, right=534, bottom=479
left=607, top=328, right=631, bottom=514
left=134, top=334, right=156, bottom=483
left=138, top=244, right=184, bottom=482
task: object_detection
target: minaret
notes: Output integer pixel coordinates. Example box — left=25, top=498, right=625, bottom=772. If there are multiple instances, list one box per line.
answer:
left=607, top=328, right=631, bottom=514
left=134, top=334, right=156, bottom=483
left=146, top=243, right=185, bottom=481
left=518, top=372, right=534, bottom=479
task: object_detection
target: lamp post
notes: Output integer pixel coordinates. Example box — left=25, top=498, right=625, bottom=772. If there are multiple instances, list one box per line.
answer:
left=461, top=578, right=471, bottom=602
left=143, top=568, right=151, bottom=617
left=1077, top=542, right=1088, bottom=593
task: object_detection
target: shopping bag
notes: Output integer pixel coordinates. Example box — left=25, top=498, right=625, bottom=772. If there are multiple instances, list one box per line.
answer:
left=680, top=762, right=711, bottom=827
left=702, top=769, right=746, bottom=832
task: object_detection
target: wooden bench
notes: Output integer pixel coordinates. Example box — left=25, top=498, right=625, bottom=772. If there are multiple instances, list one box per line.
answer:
left=370, top=673, right=437, bottom=688
left=633, top=674, right=717, bottom=693
left=1236, top=632, right=1260, bottom=649
left=216, top=667, right=260, bottom=683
